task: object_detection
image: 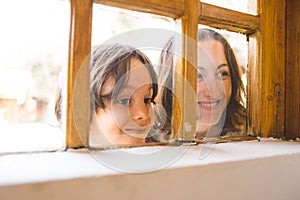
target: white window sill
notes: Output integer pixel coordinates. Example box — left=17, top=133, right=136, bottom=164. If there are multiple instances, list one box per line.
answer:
left=0, top=138, right=300, bottom=200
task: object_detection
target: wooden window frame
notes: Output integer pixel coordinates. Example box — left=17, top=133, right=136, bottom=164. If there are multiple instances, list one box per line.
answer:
left=66, top=0, right=299, bottom=148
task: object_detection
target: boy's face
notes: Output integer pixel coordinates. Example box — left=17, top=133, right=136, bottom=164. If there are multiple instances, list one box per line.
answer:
left=92, top=57, right=154, bottom=146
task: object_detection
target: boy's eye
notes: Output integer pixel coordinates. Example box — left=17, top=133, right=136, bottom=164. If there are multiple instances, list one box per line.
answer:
left=116, top=98, right=131, bottom=105
left=144, top=98, right=152, bottom=104
left=197, top=73, right=204, bottom=81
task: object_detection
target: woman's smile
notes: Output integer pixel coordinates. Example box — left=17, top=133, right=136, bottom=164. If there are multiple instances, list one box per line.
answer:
left=197, top=99, right=222, bottom=111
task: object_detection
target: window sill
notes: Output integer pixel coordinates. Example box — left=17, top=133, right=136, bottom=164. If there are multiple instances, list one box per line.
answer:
left=0, top=138, right=300, bottom=199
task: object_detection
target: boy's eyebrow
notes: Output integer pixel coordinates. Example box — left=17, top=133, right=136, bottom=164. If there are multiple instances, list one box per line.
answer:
left=123, top=84, right=152, bottom=91
left=197, top=66, right=205, bottom=71
left=100, top=82, right=152, bottom=99
left=118, top=84, right=153, bottom=96
left=100, top=92, right=112, bottom=99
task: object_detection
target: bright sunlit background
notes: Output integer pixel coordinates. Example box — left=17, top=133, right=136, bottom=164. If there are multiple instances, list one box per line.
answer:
left=0, top=0, right=70, bottom=153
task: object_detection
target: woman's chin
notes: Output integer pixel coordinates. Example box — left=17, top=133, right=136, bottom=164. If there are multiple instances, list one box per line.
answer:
left=198, top=112, right=224, bottom=125
left=198, top=119, right=219, bottom=127
left=196, top=121, right=222, bottom=138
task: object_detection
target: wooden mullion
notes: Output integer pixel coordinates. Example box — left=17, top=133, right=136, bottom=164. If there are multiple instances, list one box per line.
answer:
left=247, top=0, right=260, bottom=136
left=173, top=0, right=199, bottom=141
left=248, top=32, right=262, bottom=135
left=66, top=0, right=93, bottom=148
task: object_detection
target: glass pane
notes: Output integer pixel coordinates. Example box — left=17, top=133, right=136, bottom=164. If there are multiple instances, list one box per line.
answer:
left=0, top=0, right=69, bottom=153
left=88, top=5, right=177, bottom=148
left=196, top=25, right=248, bottom=138
left=201, top=0, right=257, bottom=15
left=92, top=4, right=178, bottom=63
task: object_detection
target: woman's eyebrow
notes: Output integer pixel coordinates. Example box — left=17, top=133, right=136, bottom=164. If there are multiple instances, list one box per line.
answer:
left=216, top=63, right=229, bottom=69
left=147, top=85, right=153, bottom=94
left=198, top=63, right=229, bottom=70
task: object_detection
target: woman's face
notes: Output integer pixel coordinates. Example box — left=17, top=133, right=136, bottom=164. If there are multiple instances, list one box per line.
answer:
left=92, top=57, right=154, bottom=146
left=196, top=39, right=232, bottom=136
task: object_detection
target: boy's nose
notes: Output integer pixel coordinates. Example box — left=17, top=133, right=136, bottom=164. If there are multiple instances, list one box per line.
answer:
left=130, top=100, right=150, bottom=126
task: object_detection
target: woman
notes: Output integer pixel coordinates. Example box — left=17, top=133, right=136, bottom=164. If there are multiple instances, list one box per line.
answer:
left=155, top=28, right=246, bottom=139
left=196, top=28, right=246, bottom=138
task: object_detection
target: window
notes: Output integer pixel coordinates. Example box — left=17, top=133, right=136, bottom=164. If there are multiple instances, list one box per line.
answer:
left=75, top=0, right=295, bottom=147
left=2, top=0, right=297, bottom=152
left=66, top=0, right=262, bottom=149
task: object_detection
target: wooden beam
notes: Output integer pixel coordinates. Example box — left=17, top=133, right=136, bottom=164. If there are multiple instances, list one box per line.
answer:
left=94, top=0, right=259, bottom=34
left=249, top=0, right=286, bottom=138
left=93, top=0, right=184, bottom=19
left=199, top=3, right=259, bottom=34
left=285, top=0, right=300, bottom=139
left=66, top=0, right=93, bottom=148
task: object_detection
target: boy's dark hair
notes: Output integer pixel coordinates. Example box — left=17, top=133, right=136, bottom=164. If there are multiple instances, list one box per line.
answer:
left=55, top=43, right=158, bottom=123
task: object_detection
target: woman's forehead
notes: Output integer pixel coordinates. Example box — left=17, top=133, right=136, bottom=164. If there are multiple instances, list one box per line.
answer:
left=198, top=40, right=227, bottom=68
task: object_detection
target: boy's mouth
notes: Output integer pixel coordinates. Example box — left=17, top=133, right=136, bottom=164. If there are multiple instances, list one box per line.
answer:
left=125, top=127, right=147, bottom=135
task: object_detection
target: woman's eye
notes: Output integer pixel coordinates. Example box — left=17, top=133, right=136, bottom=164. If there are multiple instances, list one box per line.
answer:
left=116, top=98, right=131, bottom=105
left=144, top=98, right=152, bottom=104
left=217, top=71, right=231, bottom=79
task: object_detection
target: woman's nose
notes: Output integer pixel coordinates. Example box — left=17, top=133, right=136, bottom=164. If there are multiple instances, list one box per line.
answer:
left=201, top=78, right=222, bottom=98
